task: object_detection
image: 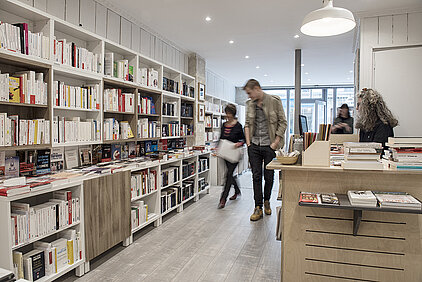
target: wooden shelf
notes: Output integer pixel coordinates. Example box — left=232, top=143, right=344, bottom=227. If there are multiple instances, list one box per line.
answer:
left=52, top=141, right=101, bottom=147
left=54, top=106, right=100, bottom=113
left=162, top=91, right=180, bottom=99
left=37, top=260, right=85, bottom=282
left=53, top=64, right=103, bottom=81
left=161, top=204, right=181, bottom=217
left=138, top=85, right=162, bottom=94
left=0, top=48, right=51, bottom=69
left=138, top=113, right=160, bottom=117
left=1, top=144, right=51, bottom=151
left=162, top=115, right=179, bottom=119
left=131, top=189, right=158, bottom=202
left=181, top=95, right=195, bottom=101
left=198, top=169, right=210, bottom=174
left=0, top=101, right=48, bottom=108
left=104, top=110, right=135, bottom=115
left=103, top=138, right=136, bottom=144
left=12, top=221, right=81, bottom=251
left=198, top=185, right=210, bottom=195
left=182, top=174, right=196, bottom=182
left=299, top=193, right=422, bottom=236
left=131, top=214, right=159, bottom=234
left=182, top=195, right=196, bottom=204
left=137, top=137, right=160, bottom=141
left=161, top=136, right=181, bottom=139
left=103, top=76, right=138, bottom=88
left=181, top=116, right=194, bottom=120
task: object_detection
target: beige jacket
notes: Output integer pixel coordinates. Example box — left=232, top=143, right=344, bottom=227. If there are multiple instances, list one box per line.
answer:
left=245, top=93, right=288, bottom=149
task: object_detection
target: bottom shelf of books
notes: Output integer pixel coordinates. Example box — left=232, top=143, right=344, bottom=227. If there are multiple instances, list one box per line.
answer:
left=299, top=191, right=422, bottom=235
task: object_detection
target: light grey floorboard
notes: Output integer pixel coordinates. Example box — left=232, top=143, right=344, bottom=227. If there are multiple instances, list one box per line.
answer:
left=57, top=171, right=281, bottom=282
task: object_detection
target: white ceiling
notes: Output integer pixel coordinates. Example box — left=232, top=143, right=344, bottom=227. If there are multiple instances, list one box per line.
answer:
left=107, top=0, right=422, bottom=87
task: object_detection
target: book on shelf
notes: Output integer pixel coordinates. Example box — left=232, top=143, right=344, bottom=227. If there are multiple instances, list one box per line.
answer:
left=79, top=146, right=92, bottom=166
left=111, top=144, right=121, bottom=160
left=53, top=37, right=101, bottom=73
left=137, top=118, right=160, bottom=139
left=131, top=200, right=148, bottom=230
left=53, top=116, right=100, bottom=144
left=387, top=137, right=422, bottom=146
left=54, top=81, right=100, bottom=110
left=0, top=22, right=50, bottom=59
left=51, top=238, right=68, bottom=271
left=162, top=122, right=179, bottom=137
left=138, top=68, right=159, bottom=88
left=35, top=149, right=51, bottom=175
left=137, top=95, right=156, bottom=114
left=163, top=77, right=179, bottom=93
left=33, top=241, right=57, bottom=276
left=320, top=193, right=339, bottom=205
left=22, top=249, right=45, bottom=281
left=105, top=55, right=133, bottom=82
left=13, top=251, right=24, bottom=279
left=0, top=114, right=50, bottom=146
left=51, top=148, right=64, bottom=172
left=347, top=190, right=377, bottom=207
left=104, top=89, right=134, bottom=113
left=299, top=192, right=319, bottom=203
left=5, top=156, right=20, bottom=178
left=64, top=147, right=78, bottom=169
left=373, top=191, right=421, bottom=210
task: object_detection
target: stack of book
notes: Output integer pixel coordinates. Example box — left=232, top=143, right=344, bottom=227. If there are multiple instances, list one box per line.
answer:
left=53, top=116, right=100, bottom=144
left=137, top=95, right=156, bottom=115
left=373, top=191, right=421, bottom=210
left=54, top=81, right=100, bottom=110
left=131, top=200, right=148, bottom=230
left=347, top=190, right=378, bottom=207
left=385, top=137, right=422, bottom=170
left=137, top=118, right=160, bottom=139
left=104, top=53, right=134, bottom=82
left=341, top=142, right=383, bottom=170
left=104, top=89, right=134, bottom=113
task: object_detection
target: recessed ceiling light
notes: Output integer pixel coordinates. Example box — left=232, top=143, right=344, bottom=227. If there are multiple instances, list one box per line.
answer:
left=270, top=80, right=274, bottom=83
left=245, top=55, right=250, bottom=59
left=347, top=77, right=351, bottom=80
left=305, top=72, right=309, bottom=75
left=349, top=70, right=353, bottom=73
left=301, top=64, right=305, bottom=67
left=294, top=34, right=300, bottom=38
left=256, top=66, right=260, bottom=69
left=229, top=40, right=234, bottom=44
left=307, top=78, right=311, bottom=81
left=264, top=74, right=268, bottom=77
left=205, top=16, right=211, bottom=22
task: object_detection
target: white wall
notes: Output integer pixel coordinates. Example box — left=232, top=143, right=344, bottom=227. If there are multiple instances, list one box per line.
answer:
left=205, top=69, right=236, bottom=102
left=359, top=11, right=422, bottom=136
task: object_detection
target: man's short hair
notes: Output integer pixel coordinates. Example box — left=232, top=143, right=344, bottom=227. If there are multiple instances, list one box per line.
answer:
left=243, top=79, right=261, bottom=90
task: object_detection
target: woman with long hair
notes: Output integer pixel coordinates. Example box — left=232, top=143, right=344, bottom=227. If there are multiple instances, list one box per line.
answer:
left=218, top=104, right=245, bottom=209
left=355, top=88, right=398, bottom=146
left=331, top=103, right=353, bottom=134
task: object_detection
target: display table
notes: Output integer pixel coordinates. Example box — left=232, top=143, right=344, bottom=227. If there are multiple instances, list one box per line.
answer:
left=267, top=160, right=422, bottom=282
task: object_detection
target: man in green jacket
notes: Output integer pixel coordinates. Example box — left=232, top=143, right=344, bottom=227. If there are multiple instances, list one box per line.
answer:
left=244, top=79, right=287, bottom=221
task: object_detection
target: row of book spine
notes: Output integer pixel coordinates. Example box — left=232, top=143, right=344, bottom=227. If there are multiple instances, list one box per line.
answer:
left=163, top=102, right=178, bottom=116
left=138, top=67, right=159, bottom=88
left=13, top=229, right=82, bottom=281
left=161, top=186, right=180, bottom=212
left=198, top=158, right=209, bottom=172
left=53, top=37, right=101, bottom=73
left=54, top=81, right=100, bottom=110
left=161, top=166, right=179, bottom=187
left=103, top=118, right=134, bottom=140
left=131, top=201, right=148, bottom=230
left=137, top=118, right=160, bottom=139
left=53, top=116, right=101, bottom=144
left=0, top=22, right=50, bottom=59
left=181, top=103, right=193, bottom=117
left=104, top=89, right=134, bottom=113
left=104, top=53, right=133, bottom=81
left=131, top=169, right=158, bottom=199
left=10, top=190, right=79, bottom=247
left=0, top=71, right=48, bottom=105
left=0, top=114, right=50, bottom=146
left=180, top=124, right=193, bottom=136
left=162, top=122, right=179, bottom=137
left=137, top=94, right=156, bottom=115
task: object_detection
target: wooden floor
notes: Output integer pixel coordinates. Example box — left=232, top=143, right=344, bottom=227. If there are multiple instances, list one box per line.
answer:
left=58, top=171, right=281, bottom=282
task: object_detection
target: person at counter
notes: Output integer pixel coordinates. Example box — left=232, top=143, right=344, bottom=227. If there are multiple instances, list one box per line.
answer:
left=355, top=88, right=398, bottom=146
left=331, top=103, right=353, bottom=134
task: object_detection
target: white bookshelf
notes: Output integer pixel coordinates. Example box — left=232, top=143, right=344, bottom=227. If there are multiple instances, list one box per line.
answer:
left=0, top=181, right=85, bottom=279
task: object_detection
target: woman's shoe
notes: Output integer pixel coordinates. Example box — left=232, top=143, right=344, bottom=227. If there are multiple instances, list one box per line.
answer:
left=218, top=199, right=226, bottom=209
left=229, top=192, right=241, bottom=200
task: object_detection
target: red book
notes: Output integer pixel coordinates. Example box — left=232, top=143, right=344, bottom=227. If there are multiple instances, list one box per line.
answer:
left=0, top=185, right=30, bottom=197
left=53, top=190, right=72, bottom=224
left=118, top=89, right=122, bottom=112
left=23, top=23, right=29, bottom=55
left=122, top=94, right=126, bottom=112
left=299, top=192, right=319, bottom=203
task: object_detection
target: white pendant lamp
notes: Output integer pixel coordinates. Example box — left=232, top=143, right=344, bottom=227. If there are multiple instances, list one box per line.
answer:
left=301, top=0, right=356, bottom=37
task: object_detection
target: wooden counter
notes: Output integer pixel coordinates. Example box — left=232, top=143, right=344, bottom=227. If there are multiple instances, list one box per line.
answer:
left=267, top=160, right=422, bottom=282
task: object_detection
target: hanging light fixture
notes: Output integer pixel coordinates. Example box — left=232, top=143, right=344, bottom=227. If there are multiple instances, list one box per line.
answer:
left=301, top=0, right=356, bottom=37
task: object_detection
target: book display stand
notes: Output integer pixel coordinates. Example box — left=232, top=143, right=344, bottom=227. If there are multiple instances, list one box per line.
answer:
left=299, top=194, right=422, bottom=235
left=302, top=141, right=330, bottom=167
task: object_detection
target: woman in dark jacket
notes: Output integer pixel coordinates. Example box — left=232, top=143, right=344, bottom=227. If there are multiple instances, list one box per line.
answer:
left=355, top=88, right=398, bottom=147
left=331, top=103, right=353, bottom=134
left=218, top=104, right=245, bottom=209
